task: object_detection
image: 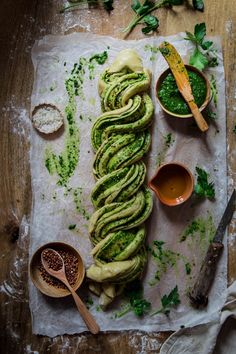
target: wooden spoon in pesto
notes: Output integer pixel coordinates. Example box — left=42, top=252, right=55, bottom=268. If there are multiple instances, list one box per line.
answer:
left=159, top=41, right=209, bottom=132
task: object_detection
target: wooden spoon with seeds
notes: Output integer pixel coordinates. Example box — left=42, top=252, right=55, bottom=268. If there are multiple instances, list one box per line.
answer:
left=41, top=248, right=100, bottom=334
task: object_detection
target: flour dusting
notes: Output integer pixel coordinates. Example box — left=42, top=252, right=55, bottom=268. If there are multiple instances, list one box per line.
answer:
left=0, top=217, right=30, bottom=303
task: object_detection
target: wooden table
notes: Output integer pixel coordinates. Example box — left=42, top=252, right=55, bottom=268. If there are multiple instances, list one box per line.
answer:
left=0, top=1, right=235, bottom=352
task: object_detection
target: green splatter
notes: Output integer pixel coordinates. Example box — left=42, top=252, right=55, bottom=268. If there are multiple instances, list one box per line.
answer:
left=144, top=44, right=159, bottom=61
left=68, top=224, right=76, bottom=230
left=179, top=214, right=216, bottom=265
left=39, top=87, right=48, bottom=94
left=88, top=97, right=96, bottom=106
left=88, top=51, right=108, bottom=80
left=52, top=192, right=57, bottom=200
left=49, top=81, right=57, bottom=91
left=156, top=132, right=175, bottom=166
left=233, top=125, right=236, bottom=134
left=96, top=305, right=102, bottom=312
left=73, top=188, right=91, bottom=220
left=205, top=108, right=217, bottom=121
left=65, top=57, right=87, bottom=99
left=148, top=240, right=188, bottom=286
left=180, top=214, right=215, bottom=244
left=185, top=262, right=192, bottom=275
left=85, top=297, right=94, bottom=309
left=89, top=51, right=108, bottom=65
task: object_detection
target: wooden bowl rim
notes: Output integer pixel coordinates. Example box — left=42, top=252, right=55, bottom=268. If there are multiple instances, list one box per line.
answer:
left=156, top=64, right=211, bottom=119
left=29, top=241, right=85, bottom=298
left=148, top=162, right=194, bottom=206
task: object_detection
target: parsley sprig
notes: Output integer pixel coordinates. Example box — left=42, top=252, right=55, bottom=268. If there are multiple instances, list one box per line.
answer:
left=123, top=0, right=184, bottom=36
left=192, top=0, right=204, bottom=12
left=151, top=286, right=180, bottom=316
left=194, top=167, right=215, bottom=200
left=185, top=23, right=218, bottom=71
left=115, top=280, right=151, bottom=318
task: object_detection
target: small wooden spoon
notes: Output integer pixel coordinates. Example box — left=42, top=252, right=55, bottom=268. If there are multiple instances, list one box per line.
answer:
left=41, top=248, right=100, bottom=334
left=159, top=41, right=208, bottom=132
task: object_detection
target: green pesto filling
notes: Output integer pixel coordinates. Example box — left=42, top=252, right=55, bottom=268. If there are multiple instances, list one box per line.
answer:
left=98, top=231, right=136, bottom=262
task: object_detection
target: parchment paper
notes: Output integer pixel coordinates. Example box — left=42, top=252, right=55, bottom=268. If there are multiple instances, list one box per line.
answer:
left=29, top=32, right=227, bottom=337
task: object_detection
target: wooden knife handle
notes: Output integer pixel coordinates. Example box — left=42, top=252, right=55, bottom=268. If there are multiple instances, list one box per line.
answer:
left=188, top=242, right=224, bottom=308
left=188, top=100, right=209, bottom=132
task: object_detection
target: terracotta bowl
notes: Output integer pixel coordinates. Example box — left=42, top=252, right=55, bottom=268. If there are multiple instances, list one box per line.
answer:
left=29, top=242, right=85, bottom=298
left=156, top=65, right=211, bottom=118
left=149, top=162, right=194, bottom=206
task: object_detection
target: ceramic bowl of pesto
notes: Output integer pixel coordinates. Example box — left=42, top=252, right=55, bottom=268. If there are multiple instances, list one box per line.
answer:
left=149, top=162, right=194, bottom=206
left=156, top=65, right=211, bottom=118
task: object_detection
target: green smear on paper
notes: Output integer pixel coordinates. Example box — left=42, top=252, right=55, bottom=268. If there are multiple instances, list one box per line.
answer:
left=148, top=240, right=188, bottom=286
left=156, top=132, right=175, bottom=166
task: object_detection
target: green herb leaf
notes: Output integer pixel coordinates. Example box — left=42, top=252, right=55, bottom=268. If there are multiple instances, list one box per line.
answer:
left=131, top=298, right=151, bottom=316
left=142, top=15, right=159, bottom=34
left=185, top=23, right=218, bottom=71
left=192, top=0, right=204, bottom=12
left=201, top=40, right=213, bottom=50
left=151, top=286, right=180, bottom=316
left=131, top=0, right=154, bottom=15
left=185, top=31, right=198, bottom=44
left=85, top=297, right=94, bottom=308
left=189, top=47, right=208, bottom=71
left=103, top=0, right=114, bottom=11
left=194, top=167, right=215, bottom=200
left=123, top=0, right=183, bottom=36
left=168, top=0, right=184, bottom=4
left=122, top=280, right=151, bottom=317
left=194, top=22, right=206, bottom=43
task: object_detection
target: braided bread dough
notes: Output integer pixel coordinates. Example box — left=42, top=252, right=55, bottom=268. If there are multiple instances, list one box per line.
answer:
left=86, top=49, right=154, bottom=308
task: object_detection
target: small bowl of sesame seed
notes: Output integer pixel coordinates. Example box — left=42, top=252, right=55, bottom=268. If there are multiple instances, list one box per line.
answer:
left=29, top=242, right=85, bottom=298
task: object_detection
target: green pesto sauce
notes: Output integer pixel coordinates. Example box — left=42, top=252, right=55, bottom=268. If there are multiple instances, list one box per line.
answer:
left=45, top=95, right=80, bottom=186
left=158, top=70, right=207, bottom=115
left=44, top=52, right=108, bottom=186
